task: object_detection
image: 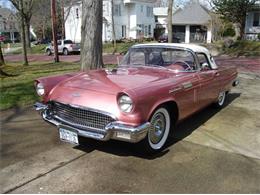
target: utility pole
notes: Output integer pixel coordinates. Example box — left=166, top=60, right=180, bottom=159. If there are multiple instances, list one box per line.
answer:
left=167, top=0, right=173, bottom=43
left=51, top=0, right=59, bottom=62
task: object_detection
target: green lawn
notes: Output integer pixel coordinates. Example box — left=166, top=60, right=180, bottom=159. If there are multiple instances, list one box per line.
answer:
left=0, top=61, right=81, bottom=110
left=10, top=44, right=48, bottom=55
left=5, top=41, right=153, bottom=55
left=103, top=42, right=137, bottom=54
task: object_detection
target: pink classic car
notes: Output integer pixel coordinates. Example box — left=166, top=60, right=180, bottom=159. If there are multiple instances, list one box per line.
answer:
left=34, top=43, right=239, bottom=153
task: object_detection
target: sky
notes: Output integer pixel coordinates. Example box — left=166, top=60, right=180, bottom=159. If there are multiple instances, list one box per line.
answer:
left=0, top=0, right=12, bottom=8
left=0, top=0, right=212, bottom=10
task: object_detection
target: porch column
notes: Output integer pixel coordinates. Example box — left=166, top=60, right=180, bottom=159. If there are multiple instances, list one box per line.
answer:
left=185, top=25, right=190, bottom=43
left=207, top=23, right=212, bottom=43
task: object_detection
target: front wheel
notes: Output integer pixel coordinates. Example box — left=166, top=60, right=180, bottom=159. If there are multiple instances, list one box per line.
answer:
left=140, top=107, right=172, bottom=154
left=46, top=49, right=51, bottom=56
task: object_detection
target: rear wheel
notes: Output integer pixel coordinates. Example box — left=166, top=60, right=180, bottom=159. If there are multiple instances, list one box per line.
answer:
left=214, top=91, right=226, bottom=108
left=63, top=48, right=69, bottom=55
left=140, top=106, right=172, bottom=154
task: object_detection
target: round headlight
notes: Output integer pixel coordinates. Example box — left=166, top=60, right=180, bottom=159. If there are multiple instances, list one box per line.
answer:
left=118, top=95, right=133, bottom=113
left=36, top=83, right=45, bottom=96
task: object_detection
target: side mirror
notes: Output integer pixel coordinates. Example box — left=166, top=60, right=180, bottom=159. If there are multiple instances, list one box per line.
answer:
left=201, top=62, right=210, bottom=70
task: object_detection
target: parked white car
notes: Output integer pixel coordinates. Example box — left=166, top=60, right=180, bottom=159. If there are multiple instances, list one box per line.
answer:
left=45, top=40, right=80, bottom=55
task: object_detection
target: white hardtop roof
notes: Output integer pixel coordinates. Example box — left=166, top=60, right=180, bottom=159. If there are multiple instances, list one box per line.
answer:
left=132, top=43, right=211, bottom=55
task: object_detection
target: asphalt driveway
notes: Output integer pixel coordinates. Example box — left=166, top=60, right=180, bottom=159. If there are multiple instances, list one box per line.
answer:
left=1, top=72, right=260, bottom=193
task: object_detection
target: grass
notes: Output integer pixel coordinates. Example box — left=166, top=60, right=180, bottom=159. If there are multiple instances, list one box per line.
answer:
left=223, top=40, right=260, bottom=57
left=0, top=61, right=81, bottom=110
left=3, top=43, right=22, bottom=48
left=10, top=44, right=48, bottom=55
left=0, top=61, right=116, bottom=110
left=103, top=42, right=137, bottom=54
left=6, top=41, right=153, bottom=55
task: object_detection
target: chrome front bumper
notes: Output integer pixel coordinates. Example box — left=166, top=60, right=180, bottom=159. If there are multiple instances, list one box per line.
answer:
left=34, top=102, right=150, bottom=143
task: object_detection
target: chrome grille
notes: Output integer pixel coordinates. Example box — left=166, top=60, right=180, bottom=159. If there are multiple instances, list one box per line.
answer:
left=49, top=102, right=115, bottom=131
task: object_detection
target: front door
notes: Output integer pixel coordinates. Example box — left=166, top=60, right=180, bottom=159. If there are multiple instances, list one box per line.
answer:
left=196, top=53, right=220, bottom=107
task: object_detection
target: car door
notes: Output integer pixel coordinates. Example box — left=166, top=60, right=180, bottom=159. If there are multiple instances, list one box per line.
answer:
left=163, top=49, right=200, bottom=120
left=196, top=53, right=220, bottom=107
left=173, top=72, right=200, bottom=120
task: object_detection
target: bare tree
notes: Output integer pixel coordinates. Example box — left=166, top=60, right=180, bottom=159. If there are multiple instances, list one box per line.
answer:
left=10, top=0, right=34, bottom=50
left=212, top=0, right=257, bottom=38
left=23, top=0, right=34, bottom=49
left=31, top=0, right=51, bottom=40
left=167, top=0, right=173, bottom=43
left=10, top=0, right=29, bottom=65
left=111, top=0, right=117, bottom=54
left=81, top=0, right=103, bottom=71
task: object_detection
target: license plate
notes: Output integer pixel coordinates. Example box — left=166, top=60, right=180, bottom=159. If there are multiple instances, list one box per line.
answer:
left=59, top=128, right=79, bottom=145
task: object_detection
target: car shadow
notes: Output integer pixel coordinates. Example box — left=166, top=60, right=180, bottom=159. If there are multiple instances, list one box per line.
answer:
left=75, top=92, right=241, bottom=160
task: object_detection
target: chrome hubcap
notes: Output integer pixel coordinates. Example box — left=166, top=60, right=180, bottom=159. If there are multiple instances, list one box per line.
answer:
left=150, top=113, right=166, bottom=144
left=218, top=92, right=225, bottom=105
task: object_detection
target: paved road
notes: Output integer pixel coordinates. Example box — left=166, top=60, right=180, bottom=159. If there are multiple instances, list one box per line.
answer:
left=4, top=54, right=260, bottom=74
left=1, top=72, right=260, bottom=193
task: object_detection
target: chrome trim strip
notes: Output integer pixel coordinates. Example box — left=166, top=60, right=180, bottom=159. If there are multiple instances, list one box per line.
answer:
left=169, top=86, right=182, bottom=94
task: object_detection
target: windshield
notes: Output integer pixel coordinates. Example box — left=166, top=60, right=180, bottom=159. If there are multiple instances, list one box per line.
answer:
left=120, top=47, right=197, bottom=72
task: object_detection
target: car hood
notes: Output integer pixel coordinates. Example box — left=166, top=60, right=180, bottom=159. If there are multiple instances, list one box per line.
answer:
left=56, top=67, right=177, bottom=95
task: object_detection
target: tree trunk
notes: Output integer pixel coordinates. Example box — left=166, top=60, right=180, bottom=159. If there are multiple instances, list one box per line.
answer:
left=239, top=19, right=246, bottom=40
left=0, top=42, right=5, bottom=66
left=81, top=0, right=103, bottom=71
left=111, top=0, right=116, bottom=54
left=20, top=1, right=29, bottom=66
left=167, top=0, right=173, bottom=43
left=25, top=20, right=31, bottom=52
left=61, top=0, right=65, bottom=40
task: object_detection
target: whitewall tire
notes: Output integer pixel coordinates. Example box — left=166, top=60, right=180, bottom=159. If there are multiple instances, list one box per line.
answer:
left=141, top=106, right=172, bottom=153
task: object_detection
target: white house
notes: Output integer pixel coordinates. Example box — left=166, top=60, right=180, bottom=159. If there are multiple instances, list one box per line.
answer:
left=65, top=0, right=156, bottom=43
left=154, top=0, right=213, bottom=43
left=0, top=6, right=19, bottom=42
left=245, top=2, right=260, bottom=40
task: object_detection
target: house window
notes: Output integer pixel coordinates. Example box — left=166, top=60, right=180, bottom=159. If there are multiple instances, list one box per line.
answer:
left=75, top=8, right=78, bottom=18
left=141, top=5, right=143, bottom=12
left=148, top=25, right=151, bottom=36
left=253, top=12, right=260, bottom=27
left=114, top=4, right=121, bottom=16
left=155, top=16, right=158, bottom=22
left=144, top=25, right=148, bottom=36
left=146, top=6, right=153, bottom=17
left=122, top=25, right=126, bottom=38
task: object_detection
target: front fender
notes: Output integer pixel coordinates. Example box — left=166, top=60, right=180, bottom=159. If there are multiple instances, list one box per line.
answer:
left=35, top=72, right=79, bottom=102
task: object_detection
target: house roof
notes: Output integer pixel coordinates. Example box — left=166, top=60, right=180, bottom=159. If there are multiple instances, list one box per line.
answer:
left=172, top=0, right=211, bottom=25
left=0, top=7, right=14, bottom=19
left=153, top=0, right=212, bottom=25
